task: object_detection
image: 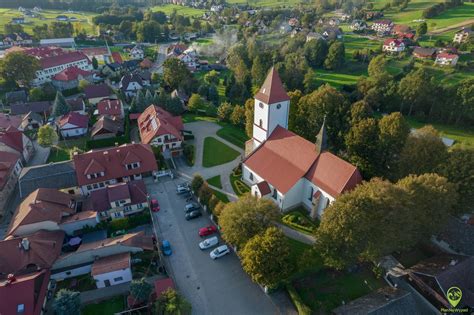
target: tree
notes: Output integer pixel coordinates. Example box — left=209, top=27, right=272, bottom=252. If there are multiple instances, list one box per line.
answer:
left=208, top=195, right=219, bottom=214
left=0, top=52, right=40, bottom=87
left=154, top=288, right=192, bottom=315
left=230, top=105, right=245, bottom=126
left=92, top=56, right=99, bottom=70
left=78, top=79, right=90, bottom=92
left=52, top=91, right=70, bottom=117
left=454, top=78, right=474, bottom=124
left=130, top=278, right=153, bottom=302
left=198, top=183, right=213, bottom=208
left=145, top=89, right=154, bottom=106
left=217, top=102, right=233, bottom=122
left=304, top=38, right=328, bottom=68
left=416, top=22, right=428, bottom=37
left=324, top=42, right=345, bottom=70
left=187, top=94, right=207, bottom=114
left=241, top=227, right=291, bottom=288
left=437, top=147, right=474, bottom=213
left=287, top=90, right=303, bottom=132
left=244, top=98, right=254, bottom=138
left=398, top=67, right=436, bottom=116
left=397, top=125, right=447, bottom=178
left=38, top=125, right=58, bottom=147
left=53, top=289, right=80, bottom=315
left=219, top=194, right=280, bottom=248
left=251, top=55, right=271, bottom=86
left=367, top=54, right=388, bottom=79
left=350, top=100, right=372, bottom=125
left=191, top=174, right=204, bottom=193
left=204, top=70, right=220, bottom=85
left=134, top=90, right=147, bottom=112
left=29, top=87, right=45, bottom=102
left=163, top=58, right=192, bottom=91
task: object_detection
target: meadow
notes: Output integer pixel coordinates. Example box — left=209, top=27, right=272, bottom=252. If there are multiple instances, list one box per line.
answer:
left=226, top=0, right=306, bottom=7
left=151, top=5, right=205, bottom=18
left=0, top=8, right=96, bottom=35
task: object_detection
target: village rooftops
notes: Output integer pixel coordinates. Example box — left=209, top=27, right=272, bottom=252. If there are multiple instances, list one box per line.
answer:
left=0, top=151, right=21, bottom=190
left=74, top=231, right=154, bottom=253
left=254, top=67, right=290, bottom=104
left=0, top=113, right=22, bottom=129
left=10, top=101, right=52, bottom=116
left=84, top=83, right=113, bottom=100
left=0, top=126, right=24, bottom=154
left=58, top=112, right=89, bottom=129
left=53, top=66, right=93, bottom=81
left=91, top=252, right=130, bottom=276
left=86, top=180, right=148, bottom=213
left=96, top=99, right=123, bottom=117
left=138, top=105, right=184, bottom=145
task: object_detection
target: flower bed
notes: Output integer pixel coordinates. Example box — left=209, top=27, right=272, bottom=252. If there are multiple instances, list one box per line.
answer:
left=281, top=210, right=318, bottom=235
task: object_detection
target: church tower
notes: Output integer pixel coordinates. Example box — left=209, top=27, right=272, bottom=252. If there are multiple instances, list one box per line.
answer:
left=315, top=117, right=328, bottom=155
left=250, top=67, right=290, bottom=151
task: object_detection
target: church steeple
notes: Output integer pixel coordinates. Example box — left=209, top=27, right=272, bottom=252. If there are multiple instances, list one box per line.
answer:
left=315, top=117, right=328, bottom=154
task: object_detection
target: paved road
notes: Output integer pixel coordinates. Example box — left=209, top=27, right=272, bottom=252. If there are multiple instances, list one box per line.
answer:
left=146, top=177, right=286, bottom=315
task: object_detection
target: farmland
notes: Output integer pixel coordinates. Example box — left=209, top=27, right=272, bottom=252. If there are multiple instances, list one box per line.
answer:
left=151, top=4, right=205, bottom=17
left=0, top=8, right=96, bottom=35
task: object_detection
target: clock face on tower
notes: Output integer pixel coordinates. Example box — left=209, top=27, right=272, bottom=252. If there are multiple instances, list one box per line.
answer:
left=276, top=104, right=281, bottom=109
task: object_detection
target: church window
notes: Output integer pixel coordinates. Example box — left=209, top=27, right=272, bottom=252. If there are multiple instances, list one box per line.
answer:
left=308, top=187, right=313, bottom=201
left=272, top=189, right=277, bottom=199
left=259, top=119, right=263, bottom=127
left=249, top=173, right=254, bottom=181
left=259, top=102, right=263, bottom=109
left=276, top=104, right=281, bottom=109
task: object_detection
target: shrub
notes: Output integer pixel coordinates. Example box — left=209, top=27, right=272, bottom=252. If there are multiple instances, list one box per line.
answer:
left=286, top=284, right=311, bottom=315
left=183, top=144, right=195, bottom=166
left=234, top=180, right=250, bottom=195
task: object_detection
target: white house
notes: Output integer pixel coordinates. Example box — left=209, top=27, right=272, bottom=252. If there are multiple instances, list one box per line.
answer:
left=371, top=20, right=393, bottom=35
left=435, top=53, right=459, bottom=66
left=383, top=38, right=405, bottom=53
left=242, top=68, right=362, bottom=218
left=91, top=252, right=133, bottom=288
left=57, top=112, right=89, bottom=138
left=129, top=45, right=144, bottom=60
left=453, top=28, right=472, bottom=43
left=120, top=73, right=147, bottom=98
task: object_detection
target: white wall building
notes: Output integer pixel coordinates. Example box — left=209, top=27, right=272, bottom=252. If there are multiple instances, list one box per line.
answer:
left=91, top=253, right=132, bottom=288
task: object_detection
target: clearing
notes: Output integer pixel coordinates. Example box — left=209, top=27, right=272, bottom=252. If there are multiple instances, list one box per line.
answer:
left=202, top=137, right=240, bottom=167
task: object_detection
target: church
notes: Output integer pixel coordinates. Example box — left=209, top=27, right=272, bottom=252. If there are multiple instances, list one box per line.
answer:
left=242, top=68, right=362, bottom=218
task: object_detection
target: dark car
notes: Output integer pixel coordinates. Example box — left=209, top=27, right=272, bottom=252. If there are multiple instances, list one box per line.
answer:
left=185, top=210, right=202, bottom=220
left=184, top=202, right=200, bottom=213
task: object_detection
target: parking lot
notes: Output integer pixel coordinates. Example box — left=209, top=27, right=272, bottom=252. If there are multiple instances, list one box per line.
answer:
left=146, top=177, right=278, bottom=315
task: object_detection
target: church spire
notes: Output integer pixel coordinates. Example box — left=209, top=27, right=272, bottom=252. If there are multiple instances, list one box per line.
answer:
left=254, top=67, right=290, bottom=105
left=315, top=117, right=328, bottom=154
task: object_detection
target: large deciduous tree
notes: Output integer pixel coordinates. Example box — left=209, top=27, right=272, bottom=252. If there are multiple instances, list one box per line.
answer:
left=241, top=227, right=291, bottom=288
left=53, top=289, right=81, bottom=315
left=304, top=38, right=328, bottom=68
left=219, top=194, right=280, bottom=248
left=0, top=52, right=40, bottom=87
left=163, top=57, right=193, bottom=91
left=324, top=41, right=345, bottom=70
left=37, top=125, right=58, bottom=147
left=154, top=288, right=192, bottom=315
left=244, top=98, right=254, bottom=138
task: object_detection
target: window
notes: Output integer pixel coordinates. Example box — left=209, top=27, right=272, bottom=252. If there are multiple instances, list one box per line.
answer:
left=17, top=304, right=25, bottom=313
left=66, top=271, right=71, bottom=275
left=114, top=201, right=120, bottom=207
left=272, top=189, right=277, bottom=200
left=93, top=183, right=98, bottom=189
left=276, top=104, right=281, bottom=109
left=259, top=119, right=263, bottom=127
left=308, top=187, right=313, bottom=201
left=259, top=102, right=263, bottom=109
left=114, top=277, right=123, bottom=282
left=249, top=173, right=253, bottom=181
left=87, top=185, right=92, bottom=190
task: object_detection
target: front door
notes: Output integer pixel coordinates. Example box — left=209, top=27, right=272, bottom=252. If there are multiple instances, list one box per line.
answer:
left=104, top=280, right=111, bottom=287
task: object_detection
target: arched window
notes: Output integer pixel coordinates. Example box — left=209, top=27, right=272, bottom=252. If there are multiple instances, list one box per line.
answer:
left=259, top=102, right=264, bottom=109
left=259, top=119, right=263, bottom=127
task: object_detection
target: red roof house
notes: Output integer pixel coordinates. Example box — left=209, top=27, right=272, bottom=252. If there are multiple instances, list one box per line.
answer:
left=53, top=66, right=93, bottom=82
left=95, top=99, right=124, bottom=119
left=73, top=143, right=157, bottom=193
left=111, top=52, right=123, bottom=64
left=138, top=106, right=184, bottom=153
left=58, top=112, right=89, bottom=138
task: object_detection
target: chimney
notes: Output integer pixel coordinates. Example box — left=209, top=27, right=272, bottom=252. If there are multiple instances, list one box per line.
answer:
left=450, top=259, right=458, bottom=266
left=20, top=238, right=30, bottom=251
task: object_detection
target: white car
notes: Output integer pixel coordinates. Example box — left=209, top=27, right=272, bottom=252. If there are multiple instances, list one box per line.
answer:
left=210, top=245, right=230, bottom=259
left=199, top=236, right=218, bottom=250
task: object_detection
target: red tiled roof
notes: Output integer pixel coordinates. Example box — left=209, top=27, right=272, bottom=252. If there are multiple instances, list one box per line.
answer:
left=244, top=126, right=362, bottom=196
left=97, top=99, right=123, bottom=116
left=86, top=180, right=147, bottom=212
left=53, top=66, right=92, bottom=81
left=84, top=84, right=113, bottom=99
left=91, top=116, right=123, bottom=138
left=80, top=47, right=108, bottom=57
left=140, top=58, right=153, bottom=68
left=383, top=38, right=403, bottom=46
left=91, top=252, right=130, bottom=276
left=437, top=53, right=458, bottom=59
left=73, top=143, right=158, bottom=186
left=0, top=151, right=21, bottom=190
left=0, top=230, right=64, bottom=274
left=41, top=51, right=90, bottom=69
left=254, top=67, right=290, bottom=104
left=0, top=126, right=24, bottom=154
left=7, top=188, right=76, bottom=236
left=60, top=210, right=97, bottom=225
left=58, top=112, right=89, bottom=129
left=0, top=269, right=51, bottom=315
left=0, top=113, right=22, bottom=129
left=138, top=105, right=184, bottom=145
left=76, top=231, right=154, bottom=252
left=256, top=181, right=271, bottom=195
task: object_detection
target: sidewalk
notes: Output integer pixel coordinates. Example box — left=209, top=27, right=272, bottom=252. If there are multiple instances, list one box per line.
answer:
left=80, top=275, right=165, bottom=304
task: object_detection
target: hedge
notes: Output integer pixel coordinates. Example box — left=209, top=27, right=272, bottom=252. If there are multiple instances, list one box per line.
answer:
left=183, top=143, right=195, bottom=166
left=234, top=179, right=250, bottom=195
left=184, top=134, right=195, bottom=140
left=81, top=210, right=151, bottom=236
left=286, top=284, right=311, bottom=315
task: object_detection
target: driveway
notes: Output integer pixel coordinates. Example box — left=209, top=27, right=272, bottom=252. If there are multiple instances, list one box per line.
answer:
left=146, top=177, right=284, bottom=315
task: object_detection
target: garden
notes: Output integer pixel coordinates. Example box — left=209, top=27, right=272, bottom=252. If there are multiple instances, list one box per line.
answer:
left=56, top=274, right=96, bottom=292
left=202, top=137, right=240, bottom=167
left=131, top=251, right=161, bottom=279
left=281, top=208, right=319, bottom=235
left=229, top=167, right=250, bottom=196
left=206, top=175, right=230, bottom=203
left=82, top=296, right=125, bottom=315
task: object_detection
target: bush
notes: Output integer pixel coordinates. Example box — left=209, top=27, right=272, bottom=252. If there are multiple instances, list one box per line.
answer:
left=234, top=180, right=250, bottom=195
left=184, top=134, right=195, bottom=140
left=287, top=284, right=311, bottom=315
left=183, top=144, right=195, bottom=166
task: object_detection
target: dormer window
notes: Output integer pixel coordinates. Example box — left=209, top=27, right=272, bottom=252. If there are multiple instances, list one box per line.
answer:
left=126, top=162, right=140, bottom=170
left=87, top=172, right=104, bottom=179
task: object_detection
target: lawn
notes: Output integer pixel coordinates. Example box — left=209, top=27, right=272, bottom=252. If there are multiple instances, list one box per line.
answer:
left=82, top=296, right=125, bottom=315
left=343, top=34, right=382, bottom=58
left=286, top=238, right=324, bottom=279
left=313, top=66, right=367, bottom=88
left=46, top=138, right=88, bottom=163
left=202, top=137, right=240, bottom=167
left=0, top=8, right=96, bottom=35
left=151, top=4, right=205, bottom=17
left=207, top=175, right=223, bottom=188
left=293, top=267, right=386, bottom=313
left=182, top=113, right=218, bottom=123
left=406, top=116, right=474, bottom=148
left=216, top=123, right=249, bottom=149
left=227, top=0, right=304, bottom=7
left=131, top=250, right=160, bottom=278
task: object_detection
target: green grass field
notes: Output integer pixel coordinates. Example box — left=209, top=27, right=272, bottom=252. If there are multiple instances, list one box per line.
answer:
left=314, top=67, right=367, bottom=88
left=0, top=8, right=96, bottom=35
left=216, top=123, right=249, bottom=149
left=82, top=296, right=125, bottom=315
left=151, top=5, right=205, bottom=17
left=226, top=0, right=304, bottom=7
left=202, top=137, right=241, bottom=167
left=207, top=175, right=223, bottom=188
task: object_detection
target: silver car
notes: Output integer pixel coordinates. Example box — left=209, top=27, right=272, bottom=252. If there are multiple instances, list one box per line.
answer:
left=199, top=236, right=219, bottom=250
left=210, top=245, right=230, bottom=259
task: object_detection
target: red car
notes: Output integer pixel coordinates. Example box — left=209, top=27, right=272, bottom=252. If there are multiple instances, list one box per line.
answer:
left=199, top=225, right=218, bottom=237
left=150, top=199, right=160, bottom=212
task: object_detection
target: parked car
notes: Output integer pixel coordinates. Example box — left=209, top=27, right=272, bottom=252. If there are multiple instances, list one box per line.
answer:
left=185, top=210, right=202, bottom=220
left=210, top=245, right=230, bottom=259
left=111, top=229, right=126, bottom=237
left=199, top=236, right=219, bottom=250
left=199, top=225, right=218, bottom=237
left=150, top=199, right=160, bottom=212
left=184, top=202, right=200, bottom=212
left=177, top=185, right=191, bottom=194
left=177, top=182, right=190, bottom=189
left=181, top=191, right=192, bottom=199
left=162, top=240, right=172, bottom=256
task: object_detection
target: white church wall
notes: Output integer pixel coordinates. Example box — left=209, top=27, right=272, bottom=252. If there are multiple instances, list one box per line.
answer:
left=267, top=100, right=289, bottom=135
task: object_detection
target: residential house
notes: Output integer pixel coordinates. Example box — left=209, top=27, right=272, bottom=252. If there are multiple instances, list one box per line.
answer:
left=0, top=151, right=22, bottom=217
left=383, top=38, right=405, bottom=53
left=333, top=287, right=423, bottom=315
left=371, top=19, right=393, bottom=35
left=242, top=68, right=362, bottom=217
left=11, top=17, right=25, bottom=24
left=435, top=53, right=459, bottom=66
left=327, top=17, right=340, bottom=27
left=86, top=180, right=148, bottom=219
left=95, top=99, right=124, bottom=119
left=52, top=66, right=94, bottom=91
left=350, top=20, right=367, bottom=31
left=129, top=45, right=144, bottom=60
left=10, top=101, right=52, bottom=116
left=288, top=18, right=299, bottom=27
left=6, top=188, right=91, bottom=237
left=20, top=112, right=44, bottom=130
left=120, top=73, right=150, bottom=97
left=407, top=255, right=473, bottom=309
left=51, top=231, right=153, bottom=280
left=0, top=126, right=35, bottom=162
left=102, top=62, right=123, bottom=77
left=306, top=32, right=324, bottom=42
left=2, top=32, right=32, bottom=46
left=436, top=216, right=474, bottom=256
left=91, top=252, right=132, bottom=288
left=5, top=90, right=28, bottom=105
left=67, top=98, right=87, bottom=115
left=413, top=47, right=436, bottom=59
left=138, top=105, right=184, bottom=154
left=322, top=27, right=343, bottom=40
left=80, top=47, right=111, bottom=64
left=60, top=210, right=99, bottom=236
left=0, top=230, right=65, bottom=315
left=72, top=143, right=158, bottom=194
left=91, top=116, right=124, bottom=140
left=140, top=58, right=153, bottom=69
left=178, top=53, right=199, bottom=72
left=453, top=28, right=472, bottom=43
left=171, top=89, right=189, bottom=107
left=392, top=24, right=412, bottom=37
left=167, top=43, right=188, bottom=57
left=0, top=113, right=22, bottom=130
left=84, top=84, right=115, bottom=105
left=57, top=112, right=89, bottom=139
left=123, top=60, right=140, bottom=72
